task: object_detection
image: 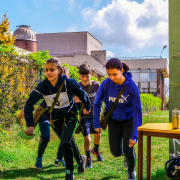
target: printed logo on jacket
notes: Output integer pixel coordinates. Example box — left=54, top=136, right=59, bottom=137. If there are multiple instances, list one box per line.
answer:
left=43, top=92, right=70, bottom=109
left=109, top=95, right=129, bottom=103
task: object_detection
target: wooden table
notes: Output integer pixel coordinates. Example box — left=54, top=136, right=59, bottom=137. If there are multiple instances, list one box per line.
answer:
left=138, top=123, right=180, bottom=180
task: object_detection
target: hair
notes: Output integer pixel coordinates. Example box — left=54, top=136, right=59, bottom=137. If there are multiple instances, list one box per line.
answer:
left=45, top=57, right=63, bottom=76
left=62, top=66, right=69, bottom=75
left=79, top=63, right=92, bottom=75
left=105, top=58, right=129, bottom=73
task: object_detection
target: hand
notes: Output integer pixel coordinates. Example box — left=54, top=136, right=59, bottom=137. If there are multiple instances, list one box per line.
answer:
left=25, top=127, right=34, bottom=136
left=95, top=128, right=101, bottom=134
left=128, top=139, right=137, bottom=147
left=74, top=96, right=81, bottom=103
left=18, top=108, right=24, bottom=119
left=83, top=109, right=91, bottom=114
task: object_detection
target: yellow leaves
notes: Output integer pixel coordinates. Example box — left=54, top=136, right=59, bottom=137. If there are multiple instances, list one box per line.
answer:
left=0, top=13, right=15, bottom=45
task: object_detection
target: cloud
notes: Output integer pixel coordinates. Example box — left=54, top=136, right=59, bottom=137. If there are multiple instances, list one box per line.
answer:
left=106, top=50, right=115, bottom=57
left=83, top=0, right=168, bottom=51
left=82, top=7, right=94, bottom=20
left=68, top=0, right=75, bottom=11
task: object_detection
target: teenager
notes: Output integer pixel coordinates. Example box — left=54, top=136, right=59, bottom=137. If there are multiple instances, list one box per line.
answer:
left=93, top=58, right=142, bottom=180
left=24, top=58, right=91, bottom=180
left=74, top=64, right=104, bottom=168
left=18, top=66, right=71, bottom=169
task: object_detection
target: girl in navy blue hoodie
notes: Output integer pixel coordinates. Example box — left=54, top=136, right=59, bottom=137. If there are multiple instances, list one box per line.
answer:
left=24, top=58, right=91, bottom=180
left=93, top=58, right=142, bottom=180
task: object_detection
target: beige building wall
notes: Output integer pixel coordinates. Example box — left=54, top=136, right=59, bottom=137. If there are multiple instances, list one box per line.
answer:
left=58, top=54, right=107, bottom=77
left=87, top=33, right=103, bottom=54
left=36, top=32, right=87, bottom=55
left=36, top=32, right=103, bottom=56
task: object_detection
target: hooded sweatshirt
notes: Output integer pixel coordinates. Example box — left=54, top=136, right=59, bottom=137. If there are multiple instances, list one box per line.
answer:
left=93, top=72, right=142, bottom=142
left=24, top=74, right=91, bottom=127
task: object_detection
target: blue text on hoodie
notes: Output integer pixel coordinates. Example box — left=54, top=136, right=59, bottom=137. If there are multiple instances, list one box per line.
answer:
left=24, top=75, right=91, bottom=127
left=93, top=72, right=142, bottom=142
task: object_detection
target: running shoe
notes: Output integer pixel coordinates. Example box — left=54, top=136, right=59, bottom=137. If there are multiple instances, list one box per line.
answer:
left=54, top=159, right=66, bottom=166
left=128, top=170, right=136, bottom=180
left=35, top=156, right=42, bottom=169
left=65, top=170, right=74, bottom=180
left=78, top=155, right=86, bottom=174
left=86, top=157, right=92, bottom=168
left=92, top=148, right=104, bottom=161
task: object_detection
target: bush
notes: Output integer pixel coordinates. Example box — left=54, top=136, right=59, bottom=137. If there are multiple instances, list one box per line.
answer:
left=140, top=94, right=162, bottom=114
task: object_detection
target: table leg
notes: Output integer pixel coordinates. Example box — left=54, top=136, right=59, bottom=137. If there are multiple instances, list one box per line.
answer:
left=147, top=135, right=151, bottom=180
left=138, top=131, right=143, bottom=180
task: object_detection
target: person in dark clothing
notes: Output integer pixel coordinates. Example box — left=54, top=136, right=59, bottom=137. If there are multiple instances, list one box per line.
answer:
left=18, top=66, right=71, bottom=169
left=93, top=58, right=142, bottom=180
left=24, top=58, right=91, bottom=180
left=74, top=64, right=104, bottom=169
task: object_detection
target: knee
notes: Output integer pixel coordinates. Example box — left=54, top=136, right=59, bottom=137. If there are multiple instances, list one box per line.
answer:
left=84, top=135, right=91, bottom=144
left=41, top=136, right=50, bottom=143
left=110, top=148, right=123, bottom=157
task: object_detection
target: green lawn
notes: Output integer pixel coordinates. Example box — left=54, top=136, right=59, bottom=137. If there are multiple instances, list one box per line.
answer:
left=0, top=110, right=171, bottom=179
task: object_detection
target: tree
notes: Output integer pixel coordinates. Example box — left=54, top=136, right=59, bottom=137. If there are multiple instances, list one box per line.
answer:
left=0, top=13, right=15, bottom=45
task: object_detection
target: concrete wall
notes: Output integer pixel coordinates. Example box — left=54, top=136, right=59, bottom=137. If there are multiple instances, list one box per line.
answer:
left=91, top=50, right=106, bottom=65
left=121, top=59, right=168, bottom=70
left=58, top=54, right=107, bottom=77
left=36, top=32, right=87, bottom=55
left=87, top=33, right=103, bottom=54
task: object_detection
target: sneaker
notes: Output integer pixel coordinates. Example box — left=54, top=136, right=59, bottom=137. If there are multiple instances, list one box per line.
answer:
left=86, top=157, right=92, bottom=168
left=54, top=159, right=66, bottom=166
left=92, top=148, right=104, bottom=161
left=124, top=156, right=128, bottom=169
left=128, top=170, right=136, bottom=180
left=65, top=170, right=74, bottom=180
left=78, top=155, right=86, bottom=174
left=35, top=156, right=42, bottom=169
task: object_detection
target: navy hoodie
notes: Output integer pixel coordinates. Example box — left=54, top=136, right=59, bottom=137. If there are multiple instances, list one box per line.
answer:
left=24, top=74, right=91, bottom=127
left=93, top=72, right=142, bottom=142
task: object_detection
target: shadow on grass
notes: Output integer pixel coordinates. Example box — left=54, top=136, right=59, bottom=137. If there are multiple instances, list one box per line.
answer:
left=90, top=176, right=119, bottom=180
left=1, top=165, right=66, bottom=179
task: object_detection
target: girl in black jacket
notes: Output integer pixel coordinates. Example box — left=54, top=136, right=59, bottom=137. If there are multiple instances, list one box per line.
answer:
left=24, top=58, right=91, bottom=180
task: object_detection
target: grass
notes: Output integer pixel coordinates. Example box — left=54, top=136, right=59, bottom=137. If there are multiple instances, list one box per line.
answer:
left=0, top=110, right=171, bottom=180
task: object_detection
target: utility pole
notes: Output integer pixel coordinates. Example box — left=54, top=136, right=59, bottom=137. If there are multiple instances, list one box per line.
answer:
left=169, top=0, right=180, bottom=157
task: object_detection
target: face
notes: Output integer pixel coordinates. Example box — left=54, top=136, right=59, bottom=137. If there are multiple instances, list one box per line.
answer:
left=64, top=70, right=70, bottom=78
left=79, top=73, right=92, bottom=86
left=45, top=63, right=61, bottom=84
left=107, top=68, right=124, bottom=84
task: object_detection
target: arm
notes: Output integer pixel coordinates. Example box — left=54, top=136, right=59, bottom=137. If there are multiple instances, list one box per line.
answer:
left=130, top=82, right=142, bottom=144
left=69, top=79, right=91, bottom=111
left=93, top=81, right=105, bottom=129
left=24, top=84, right=44, bottom=135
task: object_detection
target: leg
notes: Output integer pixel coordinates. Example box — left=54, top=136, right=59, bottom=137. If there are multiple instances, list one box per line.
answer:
left=38, top=115, right=51, bottom=157
left=35, top=115, right=51, bottom=169
left=54, top=114, right=77, bottom=179
left=52, top=126, right=66, bottom=166
left=123, top=118, right=136, bottom=180
left=81, top=118, right=92, bottom=168
left=123, top=118, right=136, bottom=170
left=108, top=118, right=123, bottom=157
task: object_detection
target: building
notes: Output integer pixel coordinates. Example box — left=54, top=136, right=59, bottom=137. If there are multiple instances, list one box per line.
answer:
left=13, top=25, right=169, bottom=109
left=119, top=57, right=169, bottom=109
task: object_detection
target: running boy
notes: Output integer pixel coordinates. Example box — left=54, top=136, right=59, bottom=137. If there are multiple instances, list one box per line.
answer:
left=74, top=64, right=104, bottom=169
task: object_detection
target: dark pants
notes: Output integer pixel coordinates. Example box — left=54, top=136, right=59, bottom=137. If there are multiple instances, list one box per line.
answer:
left=38, top=114, right=63, bottom=159
left=53, top=113, right=81, bottom=171
left=108, top=117, right=136, bottom=170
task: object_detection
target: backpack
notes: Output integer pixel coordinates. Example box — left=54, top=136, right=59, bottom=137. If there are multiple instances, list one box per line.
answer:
left=165, top=156, right=180, bottom=179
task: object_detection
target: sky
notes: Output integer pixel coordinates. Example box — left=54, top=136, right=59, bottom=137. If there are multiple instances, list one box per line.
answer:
left=0, top=0, right=168, bottom=59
